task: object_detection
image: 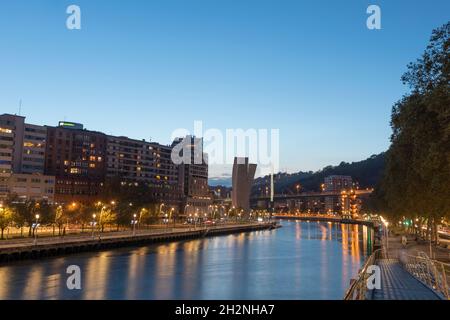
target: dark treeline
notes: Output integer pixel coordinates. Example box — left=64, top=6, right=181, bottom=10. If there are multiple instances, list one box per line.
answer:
left=252, top=153, right=386, bottom=195
left=370, top=22, right=450, bottom=242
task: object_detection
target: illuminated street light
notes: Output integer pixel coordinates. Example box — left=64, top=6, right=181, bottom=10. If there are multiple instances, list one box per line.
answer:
left=92, top=214, right=97, bottom=239
left=132, top=213, right=137, bottom=236
left=33, top=214, right=40, bottom=245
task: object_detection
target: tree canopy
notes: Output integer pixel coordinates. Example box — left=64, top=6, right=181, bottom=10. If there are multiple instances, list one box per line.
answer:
left=375, top=22, right=450, bottom=238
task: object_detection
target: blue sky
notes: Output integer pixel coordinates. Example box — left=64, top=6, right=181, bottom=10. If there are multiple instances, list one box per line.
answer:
left=0, top=0, right=449, bottom=178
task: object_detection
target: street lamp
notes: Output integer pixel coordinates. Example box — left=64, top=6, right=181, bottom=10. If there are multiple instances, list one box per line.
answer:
left=380, top=216, right=389, bottom=253
left=92, top=214, right=96, bottom=239
left=159, top=203, right=165, bottom=223
left=170, top=207, right=175, bottom=227
left=194, top=211, right=199, bottom=229
left=132, top=213, right=137, bottom=236
left=33, top=214, right=40, bottom=245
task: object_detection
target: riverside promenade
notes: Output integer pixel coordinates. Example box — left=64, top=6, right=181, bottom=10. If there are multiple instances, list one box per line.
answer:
left=0, top=222, right=279, bottom=263
left=345, top=233, right=449, bottom=300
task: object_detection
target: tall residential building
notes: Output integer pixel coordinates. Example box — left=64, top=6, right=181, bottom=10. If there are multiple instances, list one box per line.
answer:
left=172, top=136, right=211, bottom=215
left=44, top=122, right=107, bottom=203
left=106, top=135, right=183, bottom=209
left=21, top=123, right=47, bottom=174
left=232, top=157, right=257, bottom=213
left=323, top=175, right=353, bottom=192
left=0, top=114, right=47, bottom=174
left=0, top=114, right=52, bottom=202
left=0, top=116, right=14, bottom=196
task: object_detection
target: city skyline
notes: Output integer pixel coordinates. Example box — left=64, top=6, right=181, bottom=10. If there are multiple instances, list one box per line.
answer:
left=0, top=1, right=448, bottom=305
left=1, top=0, right=449, bottom=179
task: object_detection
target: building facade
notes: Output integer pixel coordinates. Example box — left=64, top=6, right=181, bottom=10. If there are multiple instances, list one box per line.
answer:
left=323, top=175, right=353, bottom=192
left=44, top=122, right=107, bottom=203
left=0, top=114, right=53, bottom=202
left=7, top=173, right=55, bottom=202
left=172, top=136, right=211, bottom=215
left=106, top=135, right=183, bottom=210
left=232, top=157, right=257, bottom=213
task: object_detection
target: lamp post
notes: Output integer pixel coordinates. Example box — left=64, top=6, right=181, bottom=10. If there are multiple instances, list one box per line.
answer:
left=159, top=203, right=165, bottom=226
left=92, top=214, right=96, bottom=239
left=33, top=214, right=40, bottom=245
left=194, top=210, right=199, bottom=230
left=184, top=204, right=190, bottom=225
left=132, top=213, right=137, bottom=236
left=170, top=207, right=175, bottom=228
left=380, top=216, right=389, bottom=254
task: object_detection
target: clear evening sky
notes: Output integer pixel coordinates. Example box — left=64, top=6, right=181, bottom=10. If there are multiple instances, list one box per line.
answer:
left=0, top=0, right=449, bottom=179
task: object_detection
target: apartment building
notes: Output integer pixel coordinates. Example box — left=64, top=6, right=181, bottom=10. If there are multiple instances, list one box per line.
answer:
left=106, top=135, right=183, bottom=209
left=44, top=122, right=107, bottom=203
left=0, top=114, right=52, bottom=202
left=172, top=136, right=211, bottom=215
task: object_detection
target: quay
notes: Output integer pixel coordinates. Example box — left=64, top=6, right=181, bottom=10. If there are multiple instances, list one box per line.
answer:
left=0, top=222, right=279, bottom=263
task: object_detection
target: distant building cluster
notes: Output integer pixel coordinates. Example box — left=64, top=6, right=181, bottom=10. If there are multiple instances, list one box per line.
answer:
left=252, top=174, right=371, bottom=218
left=0, top=114, right=211, bottom=214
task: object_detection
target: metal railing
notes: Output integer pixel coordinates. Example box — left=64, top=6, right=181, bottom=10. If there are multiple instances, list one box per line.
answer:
left=399, top=251, right=450, bottom=300
left=343, top=249, right=384, bottom=300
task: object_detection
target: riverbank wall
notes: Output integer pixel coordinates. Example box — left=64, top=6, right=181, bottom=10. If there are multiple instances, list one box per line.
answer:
left=0, top=222, right=279, bottom=263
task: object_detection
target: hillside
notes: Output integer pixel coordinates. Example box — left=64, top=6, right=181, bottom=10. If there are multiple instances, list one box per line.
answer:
left=251, top=153, right=386, bottom=196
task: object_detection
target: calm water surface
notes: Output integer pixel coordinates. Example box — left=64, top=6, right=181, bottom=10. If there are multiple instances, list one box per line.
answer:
left=0, top=220, right=372, bottom=300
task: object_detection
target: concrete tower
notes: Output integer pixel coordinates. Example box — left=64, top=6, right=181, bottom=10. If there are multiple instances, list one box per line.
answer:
left=231, top=157, right=257, bottom=213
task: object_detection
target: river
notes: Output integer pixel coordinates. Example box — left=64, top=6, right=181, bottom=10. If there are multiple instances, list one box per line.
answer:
left=0, top=220, right=372, bottom=300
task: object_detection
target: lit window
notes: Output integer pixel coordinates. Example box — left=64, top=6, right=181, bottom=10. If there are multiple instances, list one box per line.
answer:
left=0, top=128, right=12, bottom=134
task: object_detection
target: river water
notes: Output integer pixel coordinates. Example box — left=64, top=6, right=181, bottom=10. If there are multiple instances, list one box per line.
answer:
left=0, top=220, right=372, bottom=300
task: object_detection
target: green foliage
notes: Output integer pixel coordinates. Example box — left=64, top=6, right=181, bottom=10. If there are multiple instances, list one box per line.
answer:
left=0, top=206, right=14, bottom=239
left=252, top=153, right=386, bottom=195
left=376, top=22, right=450, bottom=235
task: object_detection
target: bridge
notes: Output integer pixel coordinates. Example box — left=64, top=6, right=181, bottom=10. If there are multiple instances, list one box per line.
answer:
left=272, top=213, right=375, bottom=228
left=252, top=189, right=373, bottom=201
left=251, top=189, right=373, bottom=214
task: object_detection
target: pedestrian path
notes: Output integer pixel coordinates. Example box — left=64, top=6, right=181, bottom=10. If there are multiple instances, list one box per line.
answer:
left=371, top=259, right=442, bottom=300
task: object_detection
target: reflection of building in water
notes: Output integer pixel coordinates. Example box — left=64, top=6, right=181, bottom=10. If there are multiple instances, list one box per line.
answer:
left=84, top=252, right=111, bottom=300
left=350, top=225, right=360, bottom=263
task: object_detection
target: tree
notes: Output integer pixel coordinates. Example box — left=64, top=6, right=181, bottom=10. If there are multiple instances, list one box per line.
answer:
left=0, top=205, right=14, bottom=239
left=376, top=22, right=450, bottom=242
left=97, top=206, right=116, bottom=233
left=54, top=205, right=66, bottom=236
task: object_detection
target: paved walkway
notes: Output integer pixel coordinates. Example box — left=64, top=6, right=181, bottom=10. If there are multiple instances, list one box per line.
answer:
left=387, top=234, right=450, bottom=263
left=371, top=259, right=442, bottom=300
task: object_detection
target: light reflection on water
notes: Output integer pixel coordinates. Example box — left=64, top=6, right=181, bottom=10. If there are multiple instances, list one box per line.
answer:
left=0, top=220, right=371, bottom=300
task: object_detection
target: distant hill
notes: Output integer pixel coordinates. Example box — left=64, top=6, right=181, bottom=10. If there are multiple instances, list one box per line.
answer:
left=251, top=153, right=386, bottom=196
left=209, top=177, right=232, bottom=187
